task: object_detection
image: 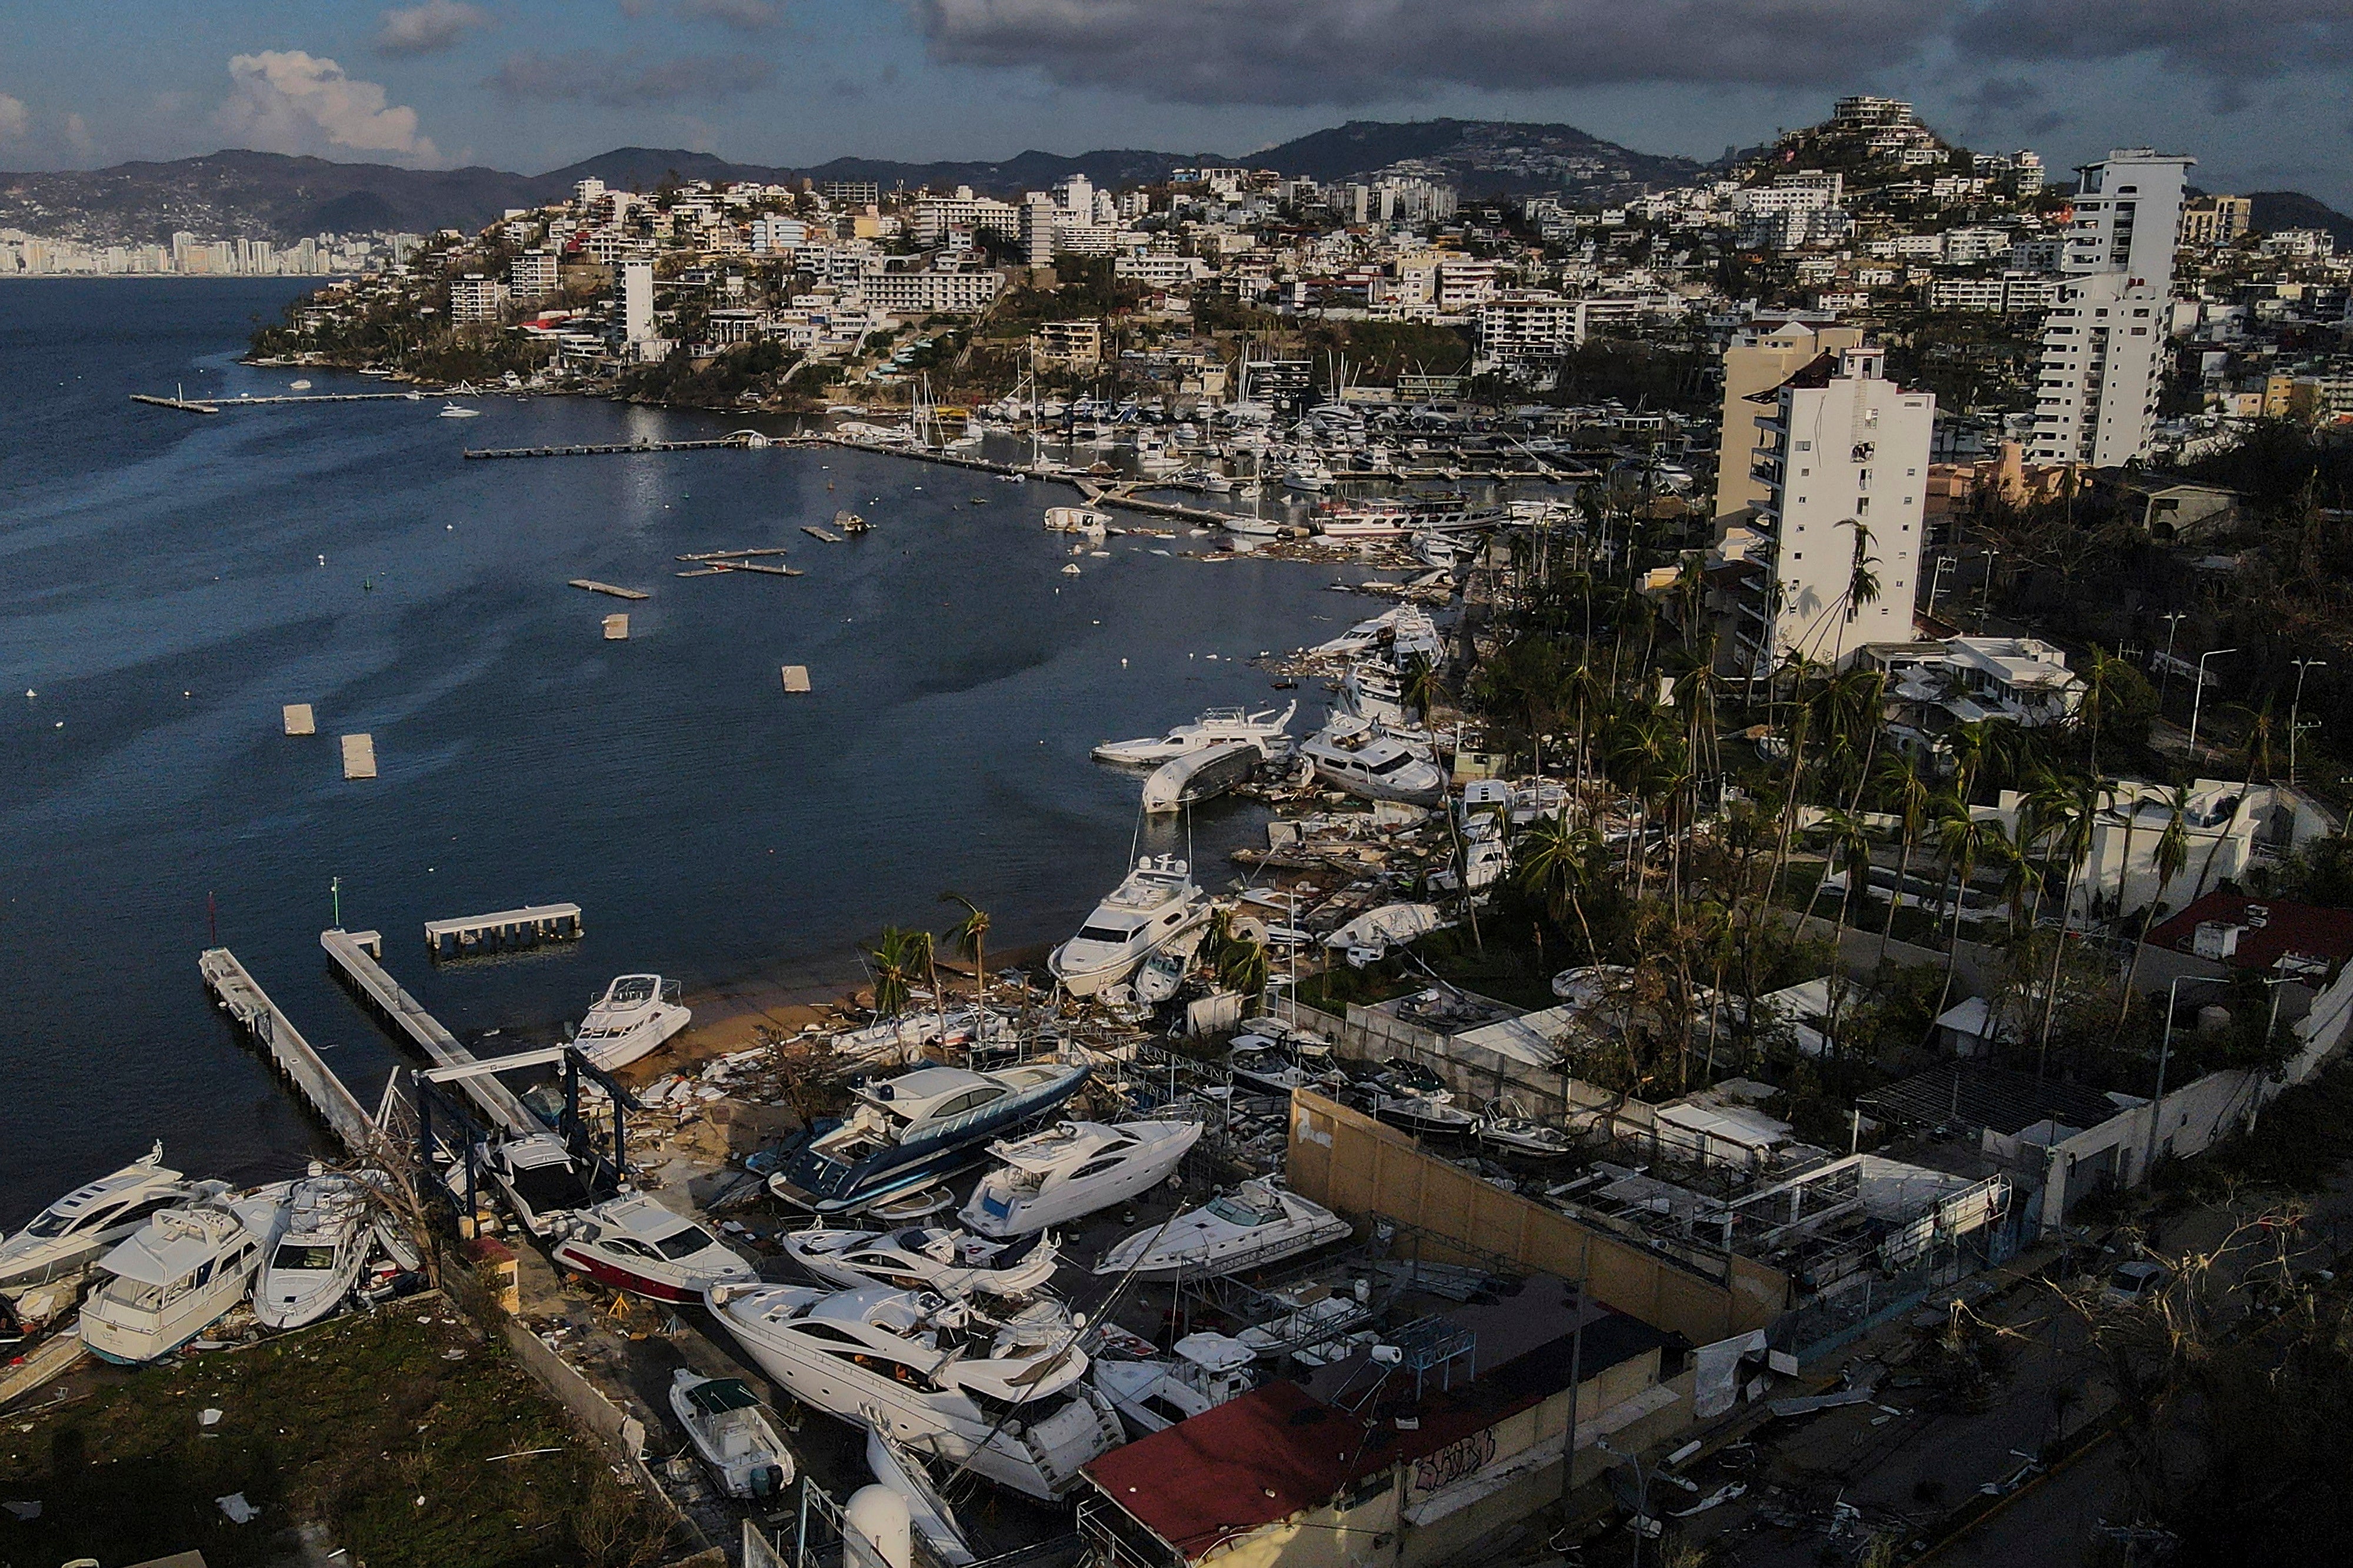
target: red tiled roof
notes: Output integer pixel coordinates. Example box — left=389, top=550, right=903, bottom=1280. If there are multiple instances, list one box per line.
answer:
left=2143, top=892, right=2353, bottom=972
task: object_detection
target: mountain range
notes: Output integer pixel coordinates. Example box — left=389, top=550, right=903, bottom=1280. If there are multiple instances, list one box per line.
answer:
left=0, top=119, right=1704, bottom=245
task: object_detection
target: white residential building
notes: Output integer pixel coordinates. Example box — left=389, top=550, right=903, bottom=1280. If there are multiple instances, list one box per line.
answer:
left=1742, top=344, right=1933, bottom=670
left=747, top=217, right=808, bottom=254
left=908, top=188, right=1019, bottom=248
left=1474, top=292, right=1575, bottom=368
left=855, top=262, right=1005, bottom=315
left=451, top=272, right=505, bottom=325
left=621, top=258, right=655, bottom=343
left=2030, top=149, right=2193, bottom=468
left=508, top=249, right=559, bottom=302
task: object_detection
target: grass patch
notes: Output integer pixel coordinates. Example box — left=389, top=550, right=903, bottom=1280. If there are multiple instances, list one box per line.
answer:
left=0, top=1303, right=679, bottom=1568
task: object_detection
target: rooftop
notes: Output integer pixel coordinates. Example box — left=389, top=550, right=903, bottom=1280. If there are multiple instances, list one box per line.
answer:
left=1858, top=1065, right=2125, bottom=1137
left=2144, top=892, right=2353, bottom=974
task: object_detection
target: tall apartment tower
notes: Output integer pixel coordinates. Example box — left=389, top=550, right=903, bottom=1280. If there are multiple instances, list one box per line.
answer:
left=1712, top=318, right=1865, bottom=519
left=1743, top=344, right=1934, bottom=672
left=621, top=258, right=655, bottom=344
left=2028, top=149, right=2192, bottom=468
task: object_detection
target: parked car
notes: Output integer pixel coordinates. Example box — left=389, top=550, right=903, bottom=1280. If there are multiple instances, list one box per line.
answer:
left=2099, top=1260, right=2171, bottom=1308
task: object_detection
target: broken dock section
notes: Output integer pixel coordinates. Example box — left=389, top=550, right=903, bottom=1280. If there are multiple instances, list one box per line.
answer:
left=425, top=902, right=583, bottom=959
left=322, top=927, right=538, bottom=1137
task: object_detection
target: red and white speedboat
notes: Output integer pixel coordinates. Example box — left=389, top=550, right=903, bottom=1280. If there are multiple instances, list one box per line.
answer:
left=549, top=1195, right=756, bottom=1303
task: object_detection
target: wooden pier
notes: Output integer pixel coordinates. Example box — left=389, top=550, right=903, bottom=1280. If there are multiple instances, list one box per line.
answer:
left=425, top=902, right=583, bottom=959
left=464, top=435, right=760, bottom=460
left=129, top=393, right=219, bottom=415
left=321, top=928, right=539, bottom=1137
left=200, top=946, right=379, bottom=1155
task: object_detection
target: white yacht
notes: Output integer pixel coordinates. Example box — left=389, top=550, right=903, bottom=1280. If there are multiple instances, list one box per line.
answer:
left=437, top=402, right=481, bottom=418
left=482, top=1132, right=600, bottom=1237
left=959, top=1120, right=1202, bottom=1238
left=1092, top=1332, right=1258, bottom=1436
left=670, top=1370, right=795, bottom=1500
left=1300, top=722, right=1447, bottom=806
left=768, top=1060, right=1091, bottom=1215
left=572, top=975, right=690, bottom=1072
left=1094, top=1181, right=1351, bottom=1279
left=549, top=1193, right=756, bottom=1302
left=79, top=1189, right=286, bottom=1365
left=1338, top=662, right=1408, bottom=727
left=779, top=1225, right=1058, bottom=1299
left=1092, top=700, right=1296, bottom=765
left=0, top=1143, right=215, bottom=1289
left=704, top=1283, right=1124, bottom=1500
left=1048, top=856, right=1213, bottom=999
left=253, top=1170, right=373, bottom=1330
left=1282, top=458, right=1335, bottom=492
left=1139, top=738, right=1270, bottom=814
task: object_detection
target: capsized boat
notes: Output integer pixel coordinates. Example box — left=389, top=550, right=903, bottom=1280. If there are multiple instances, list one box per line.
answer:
left=670, top=1369, right=795, bottom=1500
left=1094, top=1181, right=1351, bottom=1279
left=1092, top=1331, right=1258, bottom=1436
left=866, top=1423, right=976, bottom=1567
left=768, top=1060, right=1091, bottom=1215
left=779, top=1225, right=1058, bottom=1299
left=959, top=1119, right=1202, bottom=1238
left=254, top=1170, right=374, bottom=1330
left=1092, top=701, right=1296, bottom=765
left=1048, top=856, right=1212, bottom=999
left=1141, top=738, right=1271, bottom=815
left=0, top=1143, right=216, bottom=1289
left=705, top=1283, right=1124, bottom=1500
left=572, top=974, right=690, bottom=1072
left=550, top=1193, right=757, bottom=1302
left=78, top=1187, right=288, bottom=1366
left=1322, top=903, right=1449, bottom=959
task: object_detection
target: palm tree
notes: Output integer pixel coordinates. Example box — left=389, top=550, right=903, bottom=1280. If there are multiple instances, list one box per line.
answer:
left=1400, top=653, right=1445, bottom=726
left=2075, top=646, right=2130, bottom=775
left=866, top=926, right=929, bottom=1017
left=2114, top=787, right=2192, bottom=1037
left=1215, top=928, right=1270, bottom=1006
left=939, top=892, right=992, bottom=1010
left=1820, top=808, right=1875, bottom=1056
left=1877, top=750, right=1933, bottom=962
left=1517, top=815, right=1604, bottom=960
left=1927, top=803, right=2005, bottom=1036
left=2030, top=772, right=2101, bottom=1075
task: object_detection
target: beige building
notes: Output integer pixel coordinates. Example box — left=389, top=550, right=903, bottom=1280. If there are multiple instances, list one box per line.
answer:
left=2180, top=194, right=2252, bottom=247
left=1711, top=319, right=1865, bottom=519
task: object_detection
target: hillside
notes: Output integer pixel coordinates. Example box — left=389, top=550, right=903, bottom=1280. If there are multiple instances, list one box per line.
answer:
left=1247, top=118, right=1704, bottom=198
left=2248, top=191, right=2353, bottom=251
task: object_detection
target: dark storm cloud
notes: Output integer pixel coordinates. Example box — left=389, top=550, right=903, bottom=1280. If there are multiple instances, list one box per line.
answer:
left=909, top=0, right=1958, bottom=104
left=1955, top=1, right=2353, bottom=81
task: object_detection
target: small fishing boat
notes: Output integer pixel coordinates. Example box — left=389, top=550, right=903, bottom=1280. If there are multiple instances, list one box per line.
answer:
left=959, top=1120, right=1202, bottom=1238
left=1094, top=1181, right=1350, bottom=1279
left=1475, top=1110, right=1578, bottom=1160
left=670, top=1369, right=795, bottom=1500
left=551, top=1193, right=756, bottom=1302
left=779, top=1225, right=1058, bottom=1299
left=1374, top=1093, right=1479, bottom=1137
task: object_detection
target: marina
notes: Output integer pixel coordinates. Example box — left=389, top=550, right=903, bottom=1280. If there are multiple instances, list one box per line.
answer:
left=319, top=926, right=540, bottom=1136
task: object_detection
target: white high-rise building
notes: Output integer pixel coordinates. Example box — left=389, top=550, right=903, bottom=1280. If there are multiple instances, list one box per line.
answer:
left=1741, top=344, right=1934, bottom=672
left=621, top=258, right=655, bottom=343
left=2028, top=149, right=2192, bottom=468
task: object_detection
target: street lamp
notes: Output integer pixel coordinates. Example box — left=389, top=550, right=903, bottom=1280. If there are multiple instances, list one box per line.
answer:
left=2144, top=974, right=2219, bottom=1179
left=1927, top=553, right=1956, bottom=618
left=1595, top=1436, right=1654, bottom=1567
left=2157, top=612, right=2187, bottom=705
left=2291, top=658, right=2328, bottom=787
left=1978, top=548, right=1999, bottom=628
left=2185, top=648, right=2237, bottom=767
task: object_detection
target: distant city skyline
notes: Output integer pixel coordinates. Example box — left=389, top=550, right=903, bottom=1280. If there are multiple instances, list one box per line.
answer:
left=2, top=1, right=2350, bottom=204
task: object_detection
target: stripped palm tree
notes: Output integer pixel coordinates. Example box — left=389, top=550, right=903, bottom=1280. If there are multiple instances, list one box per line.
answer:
left=2114, top=787, right=2192, bottom=1039
left=2030, top=772, right=2102, bottom=1076
left=1927, top=801, right=2005, bottom=1037
left=939, top=892, right=992, bottom=1012
left=1819, top=807, right=1875, bottom=1056
left=1877, top=749, right=1934, bottom=963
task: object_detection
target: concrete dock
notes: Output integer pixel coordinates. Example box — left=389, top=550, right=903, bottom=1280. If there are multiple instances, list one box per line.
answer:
left=464, top=435, right=762, bottom=460
left=322, top=928, right=539, bottom=1136
left=424, top=902, right=584, bottom=959
left=200, top=945, right=379, bottom=1155
left=569, top=579, right=649, bottom=601
left=341, top=733, right=377, bottom=779
left=282, top=703, right=316, bottom=736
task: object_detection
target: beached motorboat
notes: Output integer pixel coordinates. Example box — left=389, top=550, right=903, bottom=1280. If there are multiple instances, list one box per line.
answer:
left=1129, top=932, right=1198, bottom=1006
left=1374, top=1093, right=1479, bottom=1137
left=866, top=1424, right=977, bottom=1567
left=1140, top=738, right=1271, bottom=815
left=1048, top=856, right=1212, bottom=998
left=482, top=1132, right=601, bottom=1237
left=550, top=1193, right=756, bottom=1302
left=572, top=975, right=690, bottom=1071
left=670, top=1369, right=795, bottom=1500
left=1476, top=1112, right=1578, bottom=1160
left=768, top=1060, right=1091, bottom=1215
left=1226, top=1039, right=1324, bottom=1095
left=1323, top=903, right=1449, bottom=959
left=1300, top=722, right=1446, bottom=806
left=1094, top=1181, right=1351, bottom=1279
left=1338, top=662, right=1408, bottom=727
left=1092, top=1332, right=1259, bottom=1436
left=1092, top=702, right=1296, bottom=766
left=959, top=1120, right=1202, bottom=1238
left=253, top=1171, right=374, bottom=1330
left=705, top=1283, right=1124, bottom=1500
left=779, top=1225, right=1058, bottom=1299
left=79, top=1188, right=287, bottom=1365
left=0, top=1143, right=218, bottom=1290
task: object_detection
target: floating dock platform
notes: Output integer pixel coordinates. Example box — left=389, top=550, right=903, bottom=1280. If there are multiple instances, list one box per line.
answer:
left=322, top=928, right=538, bottom=1136
left=569, top=579, right=649, bottom=601
left=780, top=665, right=811, bottom=693
left=282, top=703, right=316, bottom=736
left=341, top=733, right=377, bottom=779
left=602, top=613, right=629, bottom=640
left=424, top=902, right=584, bottom=959
left=201, top=945, right=378, bottom=1155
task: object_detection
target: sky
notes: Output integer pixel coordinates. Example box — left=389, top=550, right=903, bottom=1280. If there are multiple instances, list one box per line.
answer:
left=2, top=1, right=2351, bottom=204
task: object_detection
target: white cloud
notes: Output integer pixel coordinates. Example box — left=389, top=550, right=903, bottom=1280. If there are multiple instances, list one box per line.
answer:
left=376, top=1, right=493, bottom=57
left=218, top=51, right=438, bottom=161
left=0, top=94, right=29, bottom=142
left=64, top=112, right=95, bottom=156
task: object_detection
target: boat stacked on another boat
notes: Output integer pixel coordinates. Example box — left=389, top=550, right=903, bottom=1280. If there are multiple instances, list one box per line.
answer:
left=779, top=1225, right=1059, bottom=1299
left=959, top=1119, right=1202, bottom=1238
left=571, top=974, right=691, bottom=1071
left=705, top=1283, right=1125, bottom=1500
left=1093, top=702, right=1296, bottom=766
left=1139, top=738, right=1276, bottom=815
left=768, top=1060, right=1091, bottom=1216
left=550, top=1193, right=758, bottom=1302
left=1048, top=856, right=1212, bottom=998
left=1092, top=1331, right=1259, bottom=1436
left=1094, top=1180, right=1351, bottom=1280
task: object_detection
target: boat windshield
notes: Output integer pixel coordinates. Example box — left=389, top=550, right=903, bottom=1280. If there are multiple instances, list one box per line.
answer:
left=1074, top=925, right=1135, bottom=945
left=22, top=1207, right=81, bottom=1239
left=1205, top=1196, right=1279, bottom=1227
left=605, top=978, right=656, bottom=1006
left=652, top=1226, right=718, bottom=1261
left=272, top=1244, right=338, bottom=1272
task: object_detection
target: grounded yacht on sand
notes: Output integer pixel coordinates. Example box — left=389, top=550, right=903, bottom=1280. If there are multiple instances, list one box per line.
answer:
left=670, top=1369, right=795, bottom=1500
left=572, top=975, right=691, bottom=1072
left=1048, top=856, right=1212, bottom=998
left=768, top=1060, right=1091, bottom=1215
left=0, top=1143, right=217, bottom=1289
left=1139, top=738, right=1272, bottom=814
left=779, top=1225, right=1058, bottom=1299
left=960, top=1119, right=1202, bottom=1237
left=253, top=1170, right=374, bottom=1330
left=1092, top=1331, right=1258, bottom=1436
left=550, top=1193, right=756, bottom=1302
left=705, top=1283, right=1124, bottom=1500
left=1300, top=723, right=1447, bottom=806
left=79, top=1188, right=288, bottom=1365
left=1094, top=1180, right=1351, bottom=1279
left=1092, top=701, right=1296, bottom=766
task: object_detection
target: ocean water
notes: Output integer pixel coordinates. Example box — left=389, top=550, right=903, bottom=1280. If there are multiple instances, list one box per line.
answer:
left=0, top=279, right=1377, bottom=1219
